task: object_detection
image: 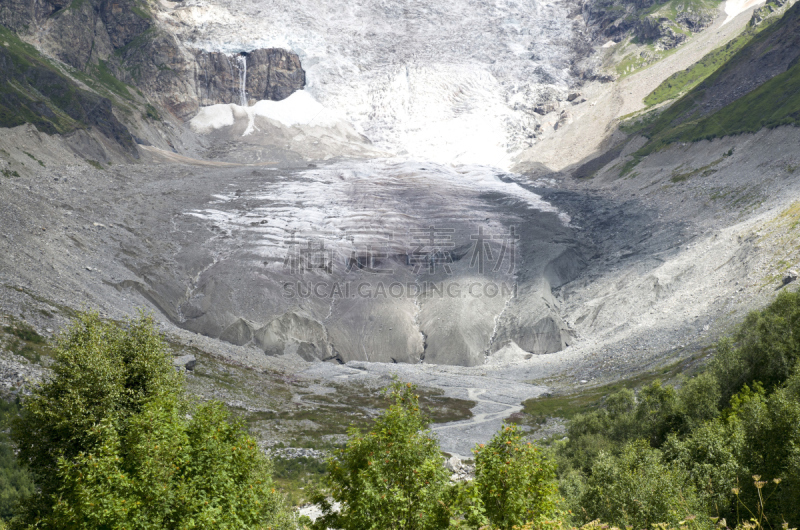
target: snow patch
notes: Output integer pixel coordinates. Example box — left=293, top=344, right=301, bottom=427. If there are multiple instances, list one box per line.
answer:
left=189, top=104, right=235, bottom=133
left=723, top=0, right=766, bottom=24
left=189, top=91, right=342, bottom=135
left=169, top=0, right=588, bottom=166
left=249, top=91, right=337, bottom=128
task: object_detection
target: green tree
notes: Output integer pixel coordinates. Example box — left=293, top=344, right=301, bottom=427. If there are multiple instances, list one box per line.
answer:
left=581, top=440, right=708, bottom=530
left=0, top=400, right=34, bottom=521
left=728, top=382, right=800, bottom=525
left=713, top=290, right=800, bottom=404
left=473, top=424, right=558, bottom=530
left=313, top=381, right=449, bottom=530
left=10, top=312, right=291, bottom=529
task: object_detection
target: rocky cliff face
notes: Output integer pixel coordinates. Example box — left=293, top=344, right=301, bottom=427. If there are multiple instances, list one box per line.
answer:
left=0, top=26, right=136, bottom=156
left=0, top=0, right=306, bottom=122
left=194, top=49, right=305, bottom=108
left=584, top=0, right=717, bottom=49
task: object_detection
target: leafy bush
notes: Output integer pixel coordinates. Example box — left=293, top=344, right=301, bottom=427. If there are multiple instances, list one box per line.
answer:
left=312, top=381, right=450, bottom=530
left=0, top=400, right=34, bottom=521
left=473, top=424, right=558, bottom=530
left=581, top=440, right=708, bottom=529
left=9, top=312, right=292, bottom=529
left=555, top=290, right=800, bottom=528
left=712, top=290, right=800, bottom=405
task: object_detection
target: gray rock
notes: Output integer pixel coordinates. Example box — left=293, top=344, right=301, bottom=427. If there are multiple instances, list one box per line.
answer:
left=783, top=269, right=798, bottom=285
left=173, top=354, right=196, bottom=371
left=194, top=49, right=306, bottom=107
left=445, top=455, right=462, bottom=472
left=533, top=102, right=558, bottom=115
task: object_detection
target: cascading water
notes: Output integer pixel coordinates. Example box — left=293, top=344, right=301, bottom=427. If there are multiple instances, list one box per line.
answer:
left=235, top=54, right=247, bottom=107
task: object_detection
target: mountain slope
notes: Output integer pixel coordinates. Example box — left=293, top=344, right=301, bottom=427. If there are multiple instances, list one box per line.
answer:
left=0, top=26, right=137, bottom=156
left=633, top=0, right=800, bottom=154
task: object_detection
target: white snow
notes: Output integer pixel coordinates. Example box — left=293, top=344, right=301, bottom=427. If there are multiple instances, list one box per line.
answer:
left=188, top=104, right=235, bottom=133
left=722, top=0, right=766, bottom=24
left=249, top=91, right=337, bottom=128
left=189, top=91, right=341, bottom=134
left=602, top=40, right=616, bottom=48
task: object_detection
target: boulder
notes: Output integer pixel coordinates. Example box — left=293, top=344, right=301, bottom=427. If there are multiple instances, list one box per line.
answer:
left=172, top=354, right=197, bottom=371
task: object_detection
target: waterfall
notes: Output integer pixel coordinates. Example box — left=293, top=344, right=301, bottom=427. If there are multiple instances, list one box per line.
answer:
left=235, top=54, right=247, bottom=107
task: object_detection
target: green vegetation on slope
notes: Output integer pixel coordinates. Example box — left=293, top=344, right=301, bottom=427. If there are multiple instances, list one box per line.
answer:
left=2, top=297, right=798, bottom=528
left=547, top=289, right=800, bottom=528
left=0, top=27, right=136, bottom=154
left=8, top=312, right=293, bottom=529
left=310, top=382, right=560, bottom=530
left=644, top=21, right=765, bottom=106
left=620, top=1, right=800, bottom=171
left=671, top=58, right=800, bottom=140
left=0, top=400, right=34, bottom=521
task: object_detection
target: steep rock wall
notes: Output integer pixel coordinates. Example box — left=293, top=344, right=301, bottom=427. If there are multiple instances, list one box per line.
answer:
left=0, top=0, right=305, bottom=121
left=194, top=49, right=305, bottom=108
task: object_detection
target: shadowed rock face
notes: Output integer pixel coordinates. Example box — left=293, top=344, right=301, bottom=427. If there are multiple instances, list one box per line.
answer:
left=194, top=49, right=306, bottom=107
left=0, top=0, right=305, bottom=120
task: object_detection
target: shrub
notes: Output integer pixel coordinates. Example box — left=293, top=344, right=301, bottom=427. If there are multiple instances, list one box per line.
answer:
left=729, top=384, right=800, bottom=525
left=10, top=311, right=291, bottom=529
left=712, top=290, right=800, bottom=405
left=312, top=381, right=450, bottom=530
left=473, top=424, right=559, bottom=530
left=662, top=420, right=742, bottom=515
left=0, top=400, right=34, bottom=521
left=580, top=440, right=709, bottom=530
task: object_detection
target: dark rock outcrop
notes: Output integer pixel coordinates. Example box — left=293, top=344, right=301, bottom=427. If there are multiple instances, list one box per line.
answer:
left=0, top=0, right=305, bottom=122
left=584, top=0, right=715, bottom=46
left=113, top=28, right=200, bottom=119
left=634, top=17, right=665, bottom=42
left=194, top=49, right=306, bottom=107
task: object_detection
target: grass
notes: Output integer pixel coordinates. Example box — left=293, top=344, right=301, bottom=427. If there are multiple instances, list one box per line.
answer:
left=130, top=0, right=152, bottom=21
left=272, top=455, right=327, bottom=506
left=22, top=151, right=44, bottom=167
left=644, top=22, right=761, bottom=106
left=2, top=323, right=43, bottom=344
left=619, top=155, right=643, bottom=177
left=641, top=0, right=721, bottom=23
left=0, top=317, right=53, bottom=365
left=181, top=347, right=477, bottom=506
left=624, top=2, right=800, bottom=163
left=1, top=169, right=20, bottom=178
left=86, top=159, right=103, bottom=170
left=143, top=103, right=160, bottom=121
left=0, top=26, right=137, bottom=155
left=88, top=60, right=135, bottom=102
left=0, top=27, right=86, bottom=134
left=669, top=156, right=724, bottom=183
left=514, top=350, right=709, bottom=429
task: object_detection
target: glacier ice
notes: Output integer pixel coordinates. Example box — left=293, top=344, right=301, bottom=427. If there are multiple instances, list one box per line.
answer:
left=164, top=0, right=590, bottom=167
